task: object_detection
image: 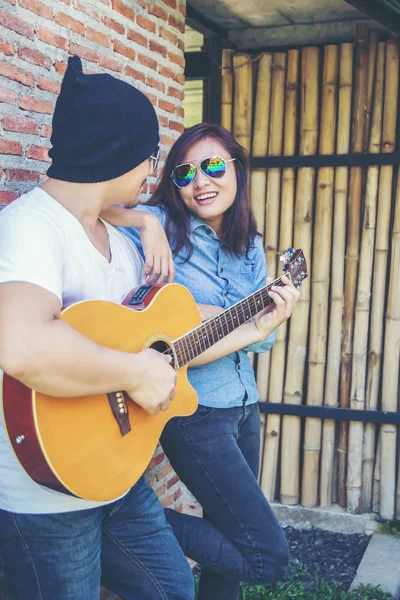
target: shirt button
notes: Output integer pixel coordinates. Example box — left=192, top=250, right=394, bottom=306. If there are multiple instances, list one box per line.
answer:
left=237, top=364, right=241, bottom=371
left=224, top=290, right=228, bottom=296
left=220, top=267, right=224, bottom=273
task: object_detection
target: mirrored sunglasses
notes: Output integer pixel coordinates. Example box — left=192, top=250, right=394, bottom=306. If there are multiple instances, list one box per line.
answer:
left=172, top=156, right=236, bottom=188
left=149, top=147, right=160, bottom=173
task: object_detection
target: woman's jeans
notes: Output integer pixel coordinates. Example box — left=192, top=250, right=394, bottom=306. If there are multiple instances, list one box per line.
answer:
left=161, top=399, right=289, bottom=600
left=0, top=477, right=194, bottom=600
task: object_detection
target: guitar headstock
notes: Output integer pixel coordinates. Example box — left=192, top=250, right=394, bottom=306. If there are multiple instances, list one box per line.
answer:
left=280, top=248, right=308, bottom=288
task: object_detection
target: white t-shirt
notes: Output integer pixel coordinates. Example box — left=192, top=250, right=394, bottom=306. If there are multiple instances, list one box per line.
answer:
left=0, top=187, right=144, bottom=513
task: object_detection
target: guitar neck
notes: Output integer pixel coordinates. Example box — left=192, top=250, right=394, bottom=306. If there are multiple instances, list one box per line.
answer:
left=172, top=277, right=285, bottom=368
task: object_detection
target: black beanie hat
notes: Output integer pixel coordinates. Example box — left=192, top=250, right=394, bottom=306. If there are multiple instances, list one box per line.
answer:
left=47, top=56, right=159, bottom=183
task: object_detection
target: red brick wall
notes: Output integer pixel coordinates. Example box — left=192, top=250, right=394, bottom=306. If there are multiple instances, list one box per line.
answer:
left=0, top=0, right=186, bottom=206
left=0, top=0, right=186, bottom=512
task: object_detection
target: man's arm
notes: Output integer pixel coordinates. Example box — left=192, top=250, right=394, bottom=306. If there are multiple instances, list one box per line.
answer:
left=0, top=282, right=176, bottom=414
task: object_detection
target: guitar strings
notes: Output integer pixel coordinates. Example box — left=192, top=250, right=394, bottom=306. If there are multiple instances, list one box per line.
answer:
left=163, top=278, right=286, bottom=364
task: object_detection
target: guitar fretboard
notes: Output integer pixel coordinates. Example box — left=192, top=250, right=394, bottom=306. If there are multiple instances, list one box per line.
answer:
left=173, top=279, right=284, bottom=367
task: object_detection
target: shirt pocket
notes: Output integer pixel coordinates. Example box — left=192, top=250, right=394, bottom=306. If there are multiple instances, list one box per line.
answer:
left=241, top=261, right=255, bottom=274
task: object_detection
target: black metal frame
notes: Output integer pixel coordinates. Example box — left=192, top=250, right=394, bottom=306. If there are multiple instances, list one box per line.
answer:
left=184, top=4, right=235, bottom=125
left=186, top=4, right=229, bottom=39
left=258, top=402, right=400, bottom=425
left=345, top=0, right=400, bottom=34
left=251, top=153, right=400, bottom=169
left=184, top=46, right=223, bottom=124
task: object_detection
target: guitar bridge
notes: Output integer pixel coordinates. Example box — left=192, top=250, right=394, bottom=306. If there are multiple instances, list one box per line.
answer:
left=107, top=391, right=131, bottom=437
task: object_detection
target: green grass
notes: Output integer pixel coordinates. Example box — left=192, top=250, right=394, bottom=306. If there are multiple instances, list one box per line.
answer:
left=376, top=519, right=400, bottom=538
left=194, top=566, right=393, bottom=600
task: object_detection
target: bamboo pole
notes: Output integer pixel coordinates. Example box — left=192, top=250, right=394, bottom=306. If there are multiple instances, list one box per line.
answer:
left=270, top=49, right=300, bottom=504
left=280, top=46, right=320, bottom=505
left=367, top=40, right=399, bottom=518
left=259, top=52, right=287, bottom=501
left=250, top=53, right=273, bottom=235
left=249, top=53, right=273, bottom=480
left=379, top=125, right=400, bottom=519
left=301, top=45, right=339, bottom=508
left=396, top=427, right=400, bottom=518
left=338, top=23, right=369, bottom=508
left=349, top=41, right=383, bottom=512
left=396, top=374, right=400, bottom=519
left=320, top=43, right=354, bottom=507
left=372, top=434, right=381, bottom=513
left=364, top=31, right=378, bottom=148
left=261, top=49, right=299, bottom=500
left=233, top=53, right=253, bottom=153
left=254, top=54, right=278, bottom=406
left=346, top=40, right=384, bottom=514
left=381, top=170, right=400, bottom=518
left=380, top=161, right=400, bottom=520
left=264, top=52, right=287, bottom=280
left=221, top=49, right=234, bottom=132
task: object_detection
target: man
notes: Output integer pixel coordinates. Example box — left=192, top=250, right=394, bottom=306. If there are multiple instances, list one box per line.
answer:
left=0, top=56, right=194, bottom=600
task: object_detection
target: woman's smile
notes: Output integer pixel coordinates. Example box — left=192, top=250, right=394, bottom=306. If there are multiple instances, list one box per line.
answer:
left=194, top=191, right=219, bottom=205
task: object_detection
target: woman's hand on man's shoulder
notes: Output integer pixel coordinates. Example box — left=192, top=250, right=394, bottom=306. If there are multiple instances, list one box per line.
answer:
left=140, top=212, right=175, bottom=284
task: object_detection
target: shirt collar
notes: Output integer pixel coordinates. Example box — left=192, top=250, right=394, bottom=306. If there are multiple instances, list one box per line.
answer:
left=189, top=214, right=218, bottom=237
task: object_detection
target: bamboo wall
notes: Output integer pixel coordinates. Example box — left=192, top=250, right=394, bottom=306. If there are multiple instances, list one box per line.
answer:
left=222, top=24, right=400, bottom=519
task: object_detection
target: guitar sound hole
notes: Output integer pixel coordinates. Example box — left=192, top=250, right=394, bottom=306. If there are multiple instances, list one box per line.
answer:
left=149, top=340, right=175, bottom=369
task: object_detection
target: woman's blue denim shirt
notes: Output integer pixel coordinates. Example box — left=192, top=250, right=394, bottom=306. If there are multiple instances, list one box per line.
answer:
left=120, top=205, right=275, bottom=408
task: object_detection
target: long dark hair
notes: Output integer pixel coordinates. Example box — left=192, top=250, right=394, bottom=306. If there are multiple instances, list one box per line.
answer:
left=149, top=123, right=259, bottom=260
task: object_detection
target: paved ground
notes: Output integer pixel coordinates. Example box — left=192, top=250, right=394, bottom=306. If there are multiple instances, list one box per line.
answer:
left=350, top=532, right=400, bottom=597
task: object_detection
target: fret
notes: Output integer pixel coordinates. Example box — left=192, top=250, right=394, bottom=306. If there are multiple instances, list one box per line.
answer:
left=190, top=333, right=198, bottom=360
left=221, top=312, right=230, bottom=336
left=230, top=305, right=240, bottom=331
left=209, top=325, right=216, bottom=346
left=261, top=287, right=272, bottom=308
left=214, top=316, right=225, bottom=340
left=218, top=312, right=227, bottom=336
left=250, top=293, right=262, bottom=314
left=175, top=340, right=187, bottom=366
left=182, top=339, right=191, bottom=365
left=205, top=319, right=216, bottom=346
left=179, top=332, right=195, bottom=364
left=242, top=298, right=252, bottom=321
left=180, top=332, right=193, bottom=363
left=193, top=328, right=205, bottom=356
left=174, top=346, right=182, bottom=368
left=199, top=327, right=208, bottom=354
left=256, top=289, right=266, bottom=310
left=237, top=300, right=246, bottom=324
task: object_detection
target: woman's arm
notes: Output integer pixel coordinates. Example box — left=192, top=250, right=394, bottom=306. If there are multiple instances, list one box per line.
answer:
left=101, top=205, right=175, bottom=283
left=190, top=276, right=299, bottom=366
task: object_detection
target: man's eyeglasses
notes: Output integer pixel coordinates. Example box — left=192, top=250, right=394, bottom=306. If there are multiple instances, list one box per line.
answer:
left=172, top=156, right=236, bottom=188
left=149, top=147, right=160, bottom=173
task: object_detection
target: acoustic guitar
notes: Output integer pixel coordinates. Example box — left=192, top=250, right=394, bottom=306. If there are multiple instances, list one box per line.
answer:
left=2, top=248, right=307, bottom=502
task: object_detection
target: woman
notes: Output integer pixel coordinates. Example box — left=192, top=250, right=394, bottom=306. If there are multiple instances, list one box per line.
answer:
left=102, top=123, right=298, bottom=600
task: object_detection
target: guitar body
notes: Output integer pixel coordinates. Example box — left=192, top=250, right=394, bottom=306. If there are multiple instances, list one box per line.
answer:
left=2, top=283, right=201, bottom=502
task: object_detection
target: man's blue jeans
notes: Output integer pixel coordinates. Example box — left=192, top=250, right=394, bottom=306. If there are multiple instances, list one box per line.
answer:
left=0, top=477, right=194, bottom=600
left=161, top=401, right=289, bottom=600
